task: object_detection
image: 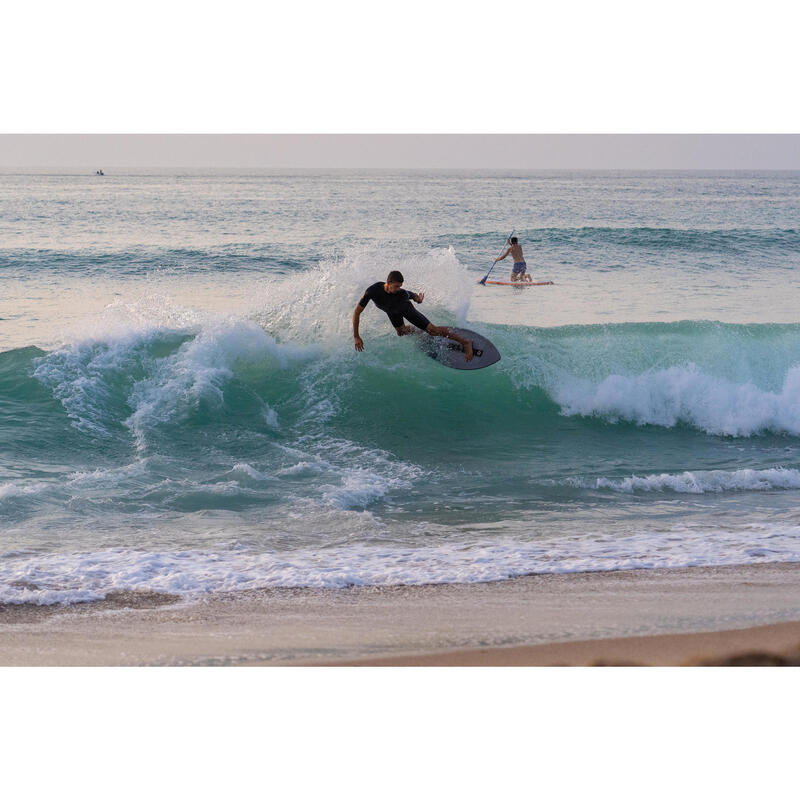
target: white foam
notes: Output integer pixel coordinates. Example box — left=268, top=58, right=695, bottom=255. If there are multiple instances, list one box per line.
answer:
left=549, top=363, right=800, bottom=437
left=34, top=299, right=311, bottom=447
left=3, top=522, right=800, bottom=605
left=57, top=294, right=206, bottom=347
left=124, top=316, right=309, bottom=450
left=319, top=469, right=400, bottom=510
left=568, top=467, right=800, bottom=494
left=275, top=461, right=325, bottom=477
left=274, top=440, right=424, bottom=511
left=230, top=463, right=270, bottom=481
left=67, top=460, right=150, bottom=488
left=0, top=481, right=51, bottom=501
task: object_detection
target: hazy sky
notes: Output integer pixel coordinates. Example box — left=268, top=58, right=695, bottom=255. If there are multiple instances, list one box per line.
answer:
left=2, top=134, right=800, bottom=170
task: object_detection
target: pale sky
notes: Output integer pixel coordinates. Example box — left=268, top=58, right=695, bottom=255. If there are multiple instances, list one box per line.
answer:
left=2, top=134, right=800, bottom=170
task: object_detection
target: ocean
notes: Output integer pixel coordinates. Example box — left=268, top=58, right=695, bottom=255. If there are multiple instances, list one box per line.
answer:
left=2, top=168, right=800, bottom=605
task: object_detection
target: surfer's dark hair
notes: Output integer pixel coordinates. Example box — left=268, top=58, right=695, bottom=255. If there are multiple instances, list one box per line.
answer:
left=387, top=270, right=404, bottom=284
left=510, top=237, right=518, bottom=244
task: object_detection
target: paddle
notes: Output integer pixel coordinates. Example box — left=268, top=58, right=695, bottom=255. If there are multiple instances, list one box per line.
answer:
left=479, top=229, right=514, bottom=285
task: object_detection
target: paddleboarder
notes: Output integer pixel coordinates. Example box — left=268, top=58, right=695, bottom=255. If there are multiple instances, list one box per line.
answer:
left=494, top=236, right=533, bottom=282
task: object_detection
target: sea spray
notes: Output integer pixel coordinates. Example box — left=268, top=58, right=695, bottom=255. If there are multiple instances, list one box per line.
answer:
left=251, top=245, right=474, bottom=344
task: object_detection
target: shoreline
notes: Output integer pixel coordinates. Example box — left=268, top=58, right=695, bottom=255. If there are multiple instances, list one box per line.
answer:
left=2, top=562, right=800, bottom=665
left=318, top=620, right=800, bottom=666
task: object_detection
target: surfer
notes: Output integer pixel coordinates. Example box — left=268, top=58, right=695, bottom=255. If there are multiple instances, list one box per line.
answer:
left=353, top=270, right=474, bottom=361
left=494, top=236, right=532, bottom=282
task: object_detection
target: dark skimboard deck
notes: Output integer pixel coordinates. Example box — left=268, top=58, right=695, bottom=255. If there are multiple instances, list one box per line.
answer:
left=417, top=327, right=501, bottom=370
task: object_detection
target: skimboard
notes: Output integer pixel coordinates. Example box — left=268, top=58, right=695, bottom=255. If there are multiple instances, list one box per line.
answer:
left=417, top=327, right=500, bottom=371
left=480, top=280, right=554, bottom=287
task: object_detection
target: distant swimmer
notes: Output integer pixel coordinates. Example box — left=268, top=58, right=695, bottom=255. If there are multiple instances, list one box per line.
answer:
left=353, top=270, right=474, bottom=361
left=494, top=236, right=532, bottom=282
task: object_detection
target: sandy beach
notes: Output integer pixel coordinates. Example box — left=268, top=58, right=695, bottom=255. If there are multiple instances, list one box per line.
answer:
left=1, top=562, right=799, bottom=666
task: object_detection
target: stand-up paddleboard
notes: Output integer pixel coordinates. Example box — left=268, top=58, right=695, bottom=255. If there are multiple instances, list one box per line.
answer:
left=417, top=327, right=500, bottom=370
left=480, top=280, right=554, bottom=287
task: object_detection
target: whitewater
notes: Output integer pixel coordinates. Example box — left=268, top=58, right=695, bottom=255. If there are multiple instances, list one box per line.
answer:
left=2, top=169, right=800, bottom=605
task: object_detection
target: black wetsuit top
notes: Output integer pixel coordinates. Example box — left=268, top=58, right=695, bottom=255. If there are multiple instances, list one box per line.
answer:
left=358, top=282, right=430, bottom=330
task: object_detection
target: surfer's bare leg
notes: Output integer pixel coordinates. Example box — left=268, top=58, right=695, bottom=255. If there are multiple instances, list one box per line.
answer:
left=394, top=325, right=416, bottom=336
left=426, top=324, right=473, bottom=361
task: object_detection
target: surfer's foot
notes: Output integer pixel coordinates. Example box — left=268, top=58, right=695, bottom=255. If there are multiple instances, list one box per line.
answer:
left=463, top=340, right=474, bottom=361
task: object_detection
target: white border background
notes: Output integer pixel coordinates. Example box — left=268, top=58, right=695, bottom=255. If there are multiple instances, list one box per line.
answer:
left=4, top=0, right=800, bottom=132
left=3, top=669, right=799, bottom=798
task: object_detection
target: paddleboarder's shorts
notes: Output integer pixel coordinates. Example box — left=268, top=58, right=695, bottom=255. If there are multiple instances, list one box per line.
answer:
left=512, top=261, right=527, bottom=274
left=388, top=304, right=431, bottom=331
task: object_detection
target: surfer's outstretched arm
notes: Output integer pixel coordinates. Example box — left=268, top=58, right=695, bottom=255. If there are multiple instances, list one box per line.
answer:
left=353, top=304, right=365, bottom=351
left=494, top=247, right=511, bottom=263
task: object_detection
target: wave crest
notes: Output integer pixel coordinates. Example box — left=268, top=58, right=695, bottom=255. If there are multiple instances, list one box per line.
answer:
left=551, top=363, right=800, bottom=436
left=568, top=467, right=800, bottom=494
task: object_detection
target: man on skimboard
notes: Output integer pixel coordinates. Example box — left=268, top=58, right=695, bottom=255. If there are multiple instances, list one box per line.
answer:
left=493, top=236, right=533, bottom=282
left=353, top=270, right=474, bottom=361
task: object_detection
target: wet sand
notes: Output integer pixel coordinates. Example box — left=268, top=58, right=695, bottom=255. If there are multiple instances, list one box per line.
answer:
left=328, top=621, right=800, bottom=665
left=2, top=563, right=800, bottom=666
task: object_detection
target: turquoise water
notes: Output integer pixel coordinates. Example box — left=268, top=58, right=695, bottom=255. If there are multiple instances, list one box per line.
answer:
left=3, top=169, right=800, bottom=604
